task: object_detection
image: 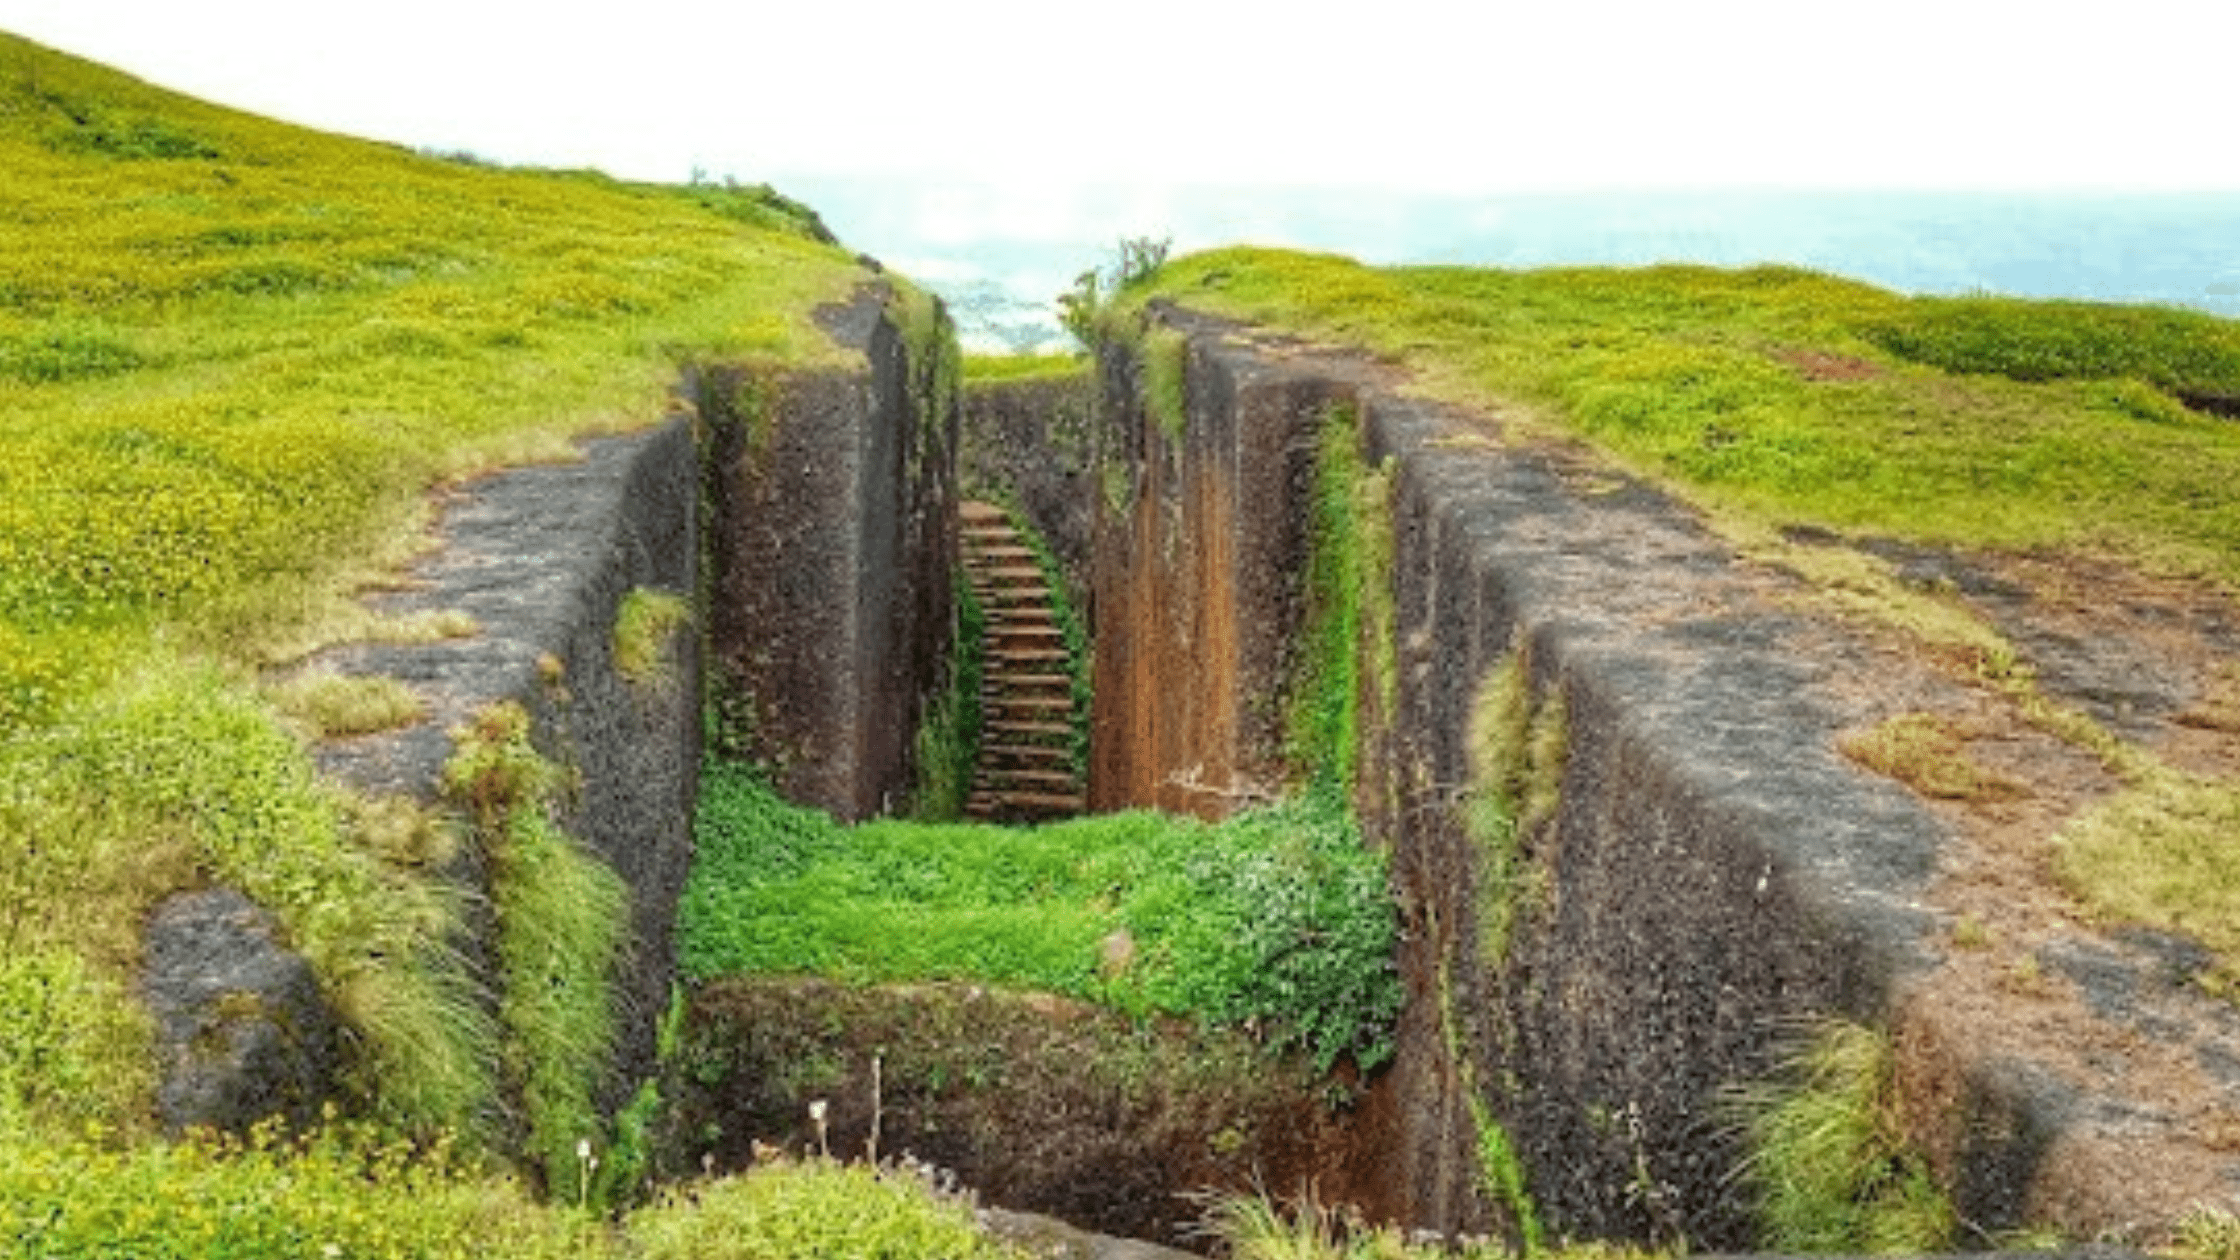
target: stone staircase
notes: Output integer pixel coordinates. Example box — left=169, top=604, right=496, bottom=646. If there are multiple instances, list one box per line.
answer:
left=959, top=501, right=1085, bottom=823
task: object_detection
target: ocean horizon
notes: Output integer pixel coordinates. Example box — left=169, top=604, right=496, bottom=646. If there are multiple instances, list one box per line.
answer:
left=773, top=179, right=2240, bottom=353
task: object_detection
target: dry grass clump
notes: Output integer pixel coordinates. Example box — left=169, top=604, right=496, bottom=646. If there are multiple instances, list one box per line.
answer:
left=1838, top=711, right=2015, bottom=801
left=267, top=670, right=426, bottom=737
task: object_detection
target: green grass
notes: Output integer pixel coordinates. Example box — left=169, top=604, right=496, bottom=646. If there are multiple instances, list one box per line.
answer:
left=265, top=668, right=426, bottom=736
left=1290, top=406, right=1370, bottom=791
left=0, top=34, right=861, bottom=719
left=681, top=762, right=1402, bottom=1073
left=1137, top=249, right=2240, bottom=584
left=0, top=1124, right=1024, bottom=1260
left=441, top=702, right=630, bottom=1179
left=960, top=351, right=1088, bottom=383
left=0, top=30, right=866, bottom=1139
left=1736, top=1021, right=1954, bottom=1252
left=2056, top=772, right=2240, bottom=998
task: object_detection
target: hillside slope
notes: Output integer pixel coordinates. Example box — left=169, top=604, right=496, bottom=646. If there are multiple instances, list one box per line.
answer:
left=0, top=30, right=869, bottom=1138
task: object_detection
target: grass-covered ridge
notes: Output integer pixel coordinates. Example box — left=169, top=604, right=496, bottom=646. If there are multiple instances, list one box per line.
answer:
left=1139, top=249, right=2240, bottom=584
left=0, top=28, right=867, bottom=1139
left=683, top=763, right=1403, bottom=1074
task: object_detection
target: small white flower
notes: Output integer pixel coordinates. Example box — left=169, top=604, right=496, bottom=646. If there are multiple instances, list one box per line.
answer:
left=809, top=1100, right=828, bottom=1123
left=576, top=1138, right=593, bottom=1162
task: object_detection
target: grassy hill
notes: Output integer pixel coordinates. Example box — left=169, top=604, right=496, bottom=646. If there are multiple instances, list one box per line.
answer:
left=0, top=29, right=868, bottom=1144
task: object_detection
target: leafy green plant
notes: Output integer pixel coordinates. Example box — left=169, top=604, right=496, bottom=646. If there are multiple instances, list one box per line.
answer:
left=1057, top=235, right=1171, bottom=350
left=630, top=1158, right=1029, bottom=1260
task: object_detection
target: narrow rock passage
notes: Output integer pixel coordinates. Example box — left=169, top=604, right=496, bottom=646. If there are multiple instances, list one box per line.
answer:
left=960, top=501, right=1085, bottom=822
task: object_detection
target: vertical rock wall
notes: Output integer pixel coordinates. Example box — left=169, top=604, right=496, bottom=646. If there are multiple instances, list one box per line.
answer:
left=279, top=413, right=705, bottom=1122
left=960, top=371, right=1097, bottom=586
left=148, top=278, right=962, bottom=1148
left=1086, top=334, right=1345, bottom=815
left=698, top=282, right=959, bottom=821
left=1087, top=308, right=1949, bottom=1247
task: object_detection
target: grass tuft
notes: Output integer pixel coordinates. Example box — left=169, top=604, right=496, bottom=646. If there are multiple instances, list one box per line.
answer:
left=1839, top=711, right=2012, bottom=800
left=1143, top=325, right=1190, bottom=440
left=2178, top=1206, right=2240, bottom=1260
left=266, top=669, right=426, bottom=737
left=1735, top=1020, right=1953, bottom=1253
left=442, top=701, right=630, bottom=1185
left=612, top=588, right=692, bottom=689
left=2056, top=772, right=2240, bottom=997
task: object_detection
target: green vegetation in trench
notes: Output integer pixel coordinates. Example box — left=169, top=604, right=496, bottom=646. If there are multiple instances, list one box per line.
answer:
left=0, top=29, right=867, bottom=1147
left=1289, top=403, right=1398, bottom=799
left=0, top=1122, right=1028, bottom=1260
left=684, top=763, right=1401, bottom=1074
left=1734, top=1020, right=1954, bottom=1253
left=909, top=571, right=985, bottom=821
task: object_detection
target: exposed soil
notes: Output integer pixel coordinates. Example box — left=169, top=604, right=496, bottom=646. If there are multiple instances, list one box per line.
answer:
left=664, top=978, right=1407, bottom=1252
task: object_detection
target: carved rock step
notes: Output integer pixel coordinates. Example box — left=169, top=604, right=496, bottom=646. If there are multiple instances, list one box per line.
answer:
left=959, top=500, right=1086, bottom=825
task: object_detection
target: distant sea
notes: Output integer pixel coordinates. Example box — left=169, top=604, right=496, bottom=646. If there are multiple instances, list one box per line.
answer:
left=776, top=180, right=2240, bottom=354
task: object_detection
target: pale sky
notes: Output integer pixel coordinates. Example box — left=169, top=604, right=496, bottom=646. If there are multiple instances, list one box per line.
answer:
left=2, top=0, right=2234, bottom=194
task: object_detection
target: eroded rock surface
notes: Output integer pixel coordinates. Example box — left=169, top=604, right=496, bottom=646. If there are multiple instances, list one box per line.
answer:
left=144, top=888, right=338, bottom=1134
